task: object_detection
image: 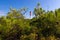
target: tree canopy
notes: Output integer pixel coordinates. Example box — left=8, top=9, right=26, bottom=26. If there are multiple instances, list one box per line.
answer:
left=0, top=3, right=60, bottom=40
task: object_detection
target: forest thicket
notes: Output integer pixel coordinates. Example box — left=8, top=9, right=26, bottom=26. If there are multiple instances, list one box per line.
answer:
left=0, top=3, right=60, bottom=40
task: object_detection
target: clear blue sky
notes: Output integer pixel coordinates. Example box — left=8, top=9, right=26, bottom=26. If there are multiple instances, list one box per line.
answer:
left=0, top=0, right=60, bottom=18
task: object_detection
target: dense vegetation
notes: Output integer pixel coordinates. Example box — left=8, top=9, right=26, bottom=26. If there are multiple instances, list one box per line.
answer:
left=0, top=3, right=60, bottom=40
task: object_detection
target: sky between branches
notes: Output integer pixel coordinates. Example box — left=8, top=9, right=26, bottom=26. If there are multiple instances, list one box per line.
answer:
left=0, top=0, right=60, bottom=18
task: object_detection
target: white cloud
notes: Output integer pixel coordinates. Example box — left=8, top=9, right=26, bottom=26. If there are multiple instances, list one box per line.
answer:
left=0, top=11, right=7, bottom=16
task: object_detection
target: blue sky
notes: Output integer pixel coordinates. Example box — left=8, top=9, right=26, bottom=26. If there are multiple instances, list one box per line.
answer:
left=0, top=0, right=60, bottom=18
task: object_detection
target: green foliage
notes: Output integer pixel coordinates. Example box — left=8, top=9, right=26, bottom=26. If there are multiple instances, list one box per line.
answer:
left=0, top=3, right=60, bottom=40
